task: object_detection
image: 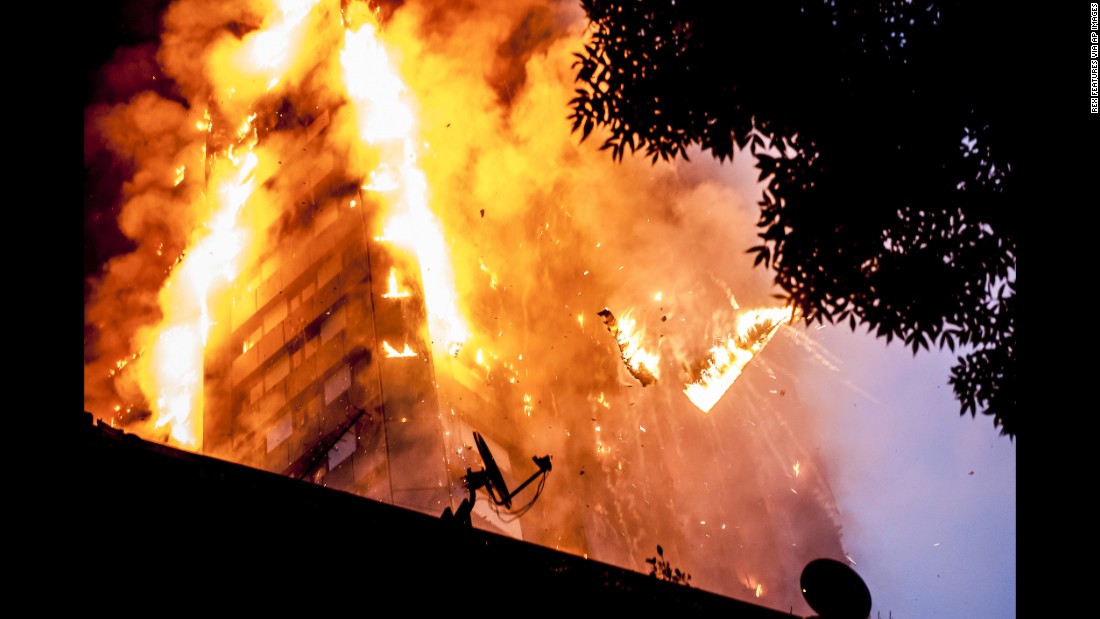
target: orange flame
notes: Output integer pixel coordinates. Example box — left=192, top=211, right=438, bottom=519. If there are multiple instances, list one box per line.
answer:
left=342, top=18, right=469, bottom=357
left=130, top=0, right=321, bottom=449
left=382, top=267, right=411, bottom=298
left=382, top=341, right=418, bottom=358
left=599, top=308, right=660, bottom=386
left=683, top=307, right=793, bottom=413
left=135, top=133, right=260, bottom=448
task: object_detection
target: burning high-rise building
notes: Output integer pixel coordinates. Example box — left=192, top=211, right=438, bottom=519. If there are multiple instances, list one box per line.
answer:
left=84, top=0, right=852, bottom=612
left=199, top=108, right=452, bottom=514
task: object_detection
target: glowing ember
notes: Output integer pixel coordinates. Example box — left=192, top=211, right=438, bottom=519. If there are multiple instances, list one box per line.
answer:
left=598, top=308, right=660, bottom=386
left=382, top=341, right=417, bottom=358
left=793, top=462, right=801, bottom=477
left=755, top=584, right=764, bottom=598
left=683, top=307, right=794, bottom=413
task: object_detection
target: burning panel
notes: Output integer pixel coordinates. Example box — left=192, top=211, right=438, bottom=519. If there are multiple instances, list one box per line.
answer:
left=598, top=307, right=659, bottom=386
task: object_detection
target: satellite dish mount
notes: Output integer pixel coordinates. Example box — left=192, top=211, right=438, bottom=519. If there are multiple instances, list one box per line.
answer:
left=441, top=431, right=552, bottom=526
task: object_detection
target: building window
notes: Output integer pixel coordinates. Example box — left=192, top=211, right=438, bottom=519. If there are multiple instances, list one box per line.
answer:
left=264, top=298, right=287, bottom=335
left=249, top=379, right=264, bottom=405
left=327, top=431, right=356, bottom=470
left=318, top=254, right=342, bottom=287
left=266, top=352, right=290, bottom=390
left=320, top=305, right=346, bottom=344
left=238, top=325, right=262, bottom=357
left=324, top=364, right=351, bottom=404
left=266, top=413, right=293, bottom=452
left=261, top=253, right=282, bottom=282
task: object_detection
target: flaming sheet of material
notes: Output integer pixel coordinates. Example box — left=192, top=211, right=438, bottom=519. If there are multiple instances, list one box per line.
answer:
left=683, top=307, right=794, bottom=413
left=597, top=308, right=659, bottom=386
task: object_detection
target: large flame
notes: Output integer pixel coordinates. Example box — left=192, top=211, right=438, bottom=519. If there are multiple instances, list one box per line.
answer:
left=342, top=15, right=469, bottom=357
left=133, top=119, right=260, bottom=448
left=127, top=0, right=327, bottom=449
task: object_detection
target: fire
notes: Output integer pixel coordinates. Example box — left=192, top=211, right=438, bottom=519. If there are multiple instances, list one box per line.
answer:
left=598, top=308, right=660, bottom=386
left=217, top=0, right=319, bottom=100
left=134, top=128, right=260, bottom=448
left=382, top=267, right=411, bottom=298
left=343, top=16, right=469, bottom=357
left=122, top=0, right=476, bottom=444
left=122, top=0, right=336, bottom=448
left=382, top=341, right=417, bottom=358
left=793, top=462, right=801, bottom=478
left=682, top=307, right=794, bottom=413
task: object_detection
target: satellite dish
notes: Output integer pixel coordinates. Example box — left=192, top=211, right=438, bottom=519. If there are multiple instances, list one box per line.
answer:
left=800, top=558, right=872, bottom=619
left=460, top=431, right=552, bottom=512
left=472, top=431, right=514, bottom=508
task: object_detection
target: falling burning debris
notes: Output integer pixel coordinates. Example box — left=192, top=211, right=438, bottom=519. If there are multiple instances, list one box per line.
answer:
left=682, top=307, right=794, bottom=413
left=597, top=304, right=792, bottom=411
left=598, top=307, right=659, bottom=386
